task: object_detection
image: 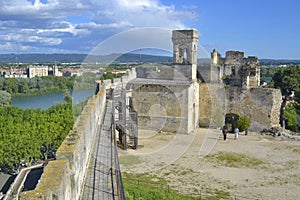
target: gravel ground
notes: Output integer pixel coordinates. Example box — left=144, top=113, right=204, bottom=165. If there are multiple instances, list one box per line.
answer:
left=119, top=128, right=300, bottom=200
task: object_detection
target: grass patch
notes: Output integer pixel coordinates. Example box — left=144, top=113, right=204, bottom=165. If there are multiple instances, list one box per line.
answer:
left=122, top=172, right=197, bottom=200
left=284, top=160, right=299, bottom=170
left=205, top=151, right=264, bottom=168
left=122, top=172, right=231, bottom=200
left=292, top=148, right=300, bottom=154
left=285, top=145, right=300, bottom=154
left=119, top=155, right=143, bottom=167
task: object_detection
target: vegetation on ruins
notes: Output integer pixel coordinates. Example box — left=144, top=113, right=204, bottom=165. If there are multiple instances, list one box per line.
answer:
left=0, top=101, right=74, bottom=170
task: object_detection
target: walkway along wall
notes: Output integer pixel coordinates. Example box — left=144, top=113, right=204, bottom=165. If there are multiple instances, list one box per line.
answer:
left=21, top=85, right=107, bottom=200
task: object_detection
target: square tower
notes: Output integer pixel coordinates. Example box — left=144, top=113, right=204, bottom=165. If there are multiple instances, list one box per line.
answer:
left=172, top=30, right=198, bottom=81
left=172, top=30, right=198, bottom=65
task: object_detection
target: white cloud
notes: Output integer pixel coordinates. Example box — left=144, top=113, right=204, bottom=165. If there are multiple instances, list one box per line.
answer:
left=77, top=21, right=133, bottom=30
left=0, top=0, right=196, bottom=53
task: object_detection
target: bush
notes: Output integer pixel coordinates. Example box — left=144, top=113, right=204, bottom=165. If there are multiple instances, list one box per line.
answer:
left=284, top=104, right=298, bottom=132
left=236, top=116, right=250, bottom=132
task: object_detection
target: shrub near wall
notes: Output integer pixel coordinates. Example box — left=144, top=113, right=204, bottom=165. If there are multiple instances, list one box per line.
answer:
left=236, top=116, right=250, bottom=132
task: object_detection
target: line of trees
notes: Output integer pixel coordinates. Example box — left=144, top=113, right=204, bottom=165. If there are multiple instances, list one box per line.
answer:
left=0, top=76, right=75, bottom=96
left=0, top=73, right=100, bottom=97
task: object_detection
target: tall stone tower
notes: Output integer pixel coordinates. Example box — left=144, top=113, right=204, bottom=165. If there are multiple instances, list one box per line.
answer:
left=172, top=30, right=198, bottom=81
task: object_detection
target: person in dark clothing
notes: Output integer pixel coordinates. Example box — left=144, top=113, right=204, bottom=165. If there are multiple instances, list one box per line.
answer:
left=222, top=125, right=228, bottom=140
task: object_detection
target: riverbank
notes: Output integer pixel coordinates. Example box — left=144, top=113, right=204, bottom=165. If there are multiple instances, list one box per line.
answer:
left=11, top=89, right=94, bottom=110
left=11, top=86, right=94, bottom=97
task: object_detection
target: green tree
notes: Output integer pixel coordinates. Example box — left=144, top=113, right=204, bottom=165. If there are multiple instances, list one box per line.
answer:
left=235, top=116, right=250, bottom=132
left=0, top=90, right=11, bottom=106
left=3, top=78, right=18, bottom=94
left=272, top=66, right=300, bottom=100
left=284, top=104, right=299, bottom=132
left=0, top=102, right=74, bottom=169
left=18, top=79, right=29, bottom=93
left=64, top=90, right=72, bottom=103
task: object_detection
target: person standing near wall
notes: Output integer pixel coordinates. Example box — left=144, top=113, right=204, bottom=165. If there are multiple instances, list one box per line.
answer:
left=222, top=125, right=228, bottom=140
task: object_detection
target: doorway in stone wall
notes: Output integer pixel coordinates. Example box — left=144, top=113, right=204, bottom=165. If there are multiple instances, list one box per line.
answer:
left=225, top=113, right=239, bottom=133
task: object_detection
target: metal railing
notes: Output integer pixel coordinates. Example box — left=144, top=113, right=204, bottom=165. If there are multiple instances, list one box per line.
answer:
left=111, top=89, right=126, bottom=200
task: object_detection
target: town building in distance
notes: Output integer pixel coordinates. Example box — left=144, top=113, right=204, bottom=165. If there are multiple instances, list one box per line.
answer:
left=27, top=64, right=62, bottom=78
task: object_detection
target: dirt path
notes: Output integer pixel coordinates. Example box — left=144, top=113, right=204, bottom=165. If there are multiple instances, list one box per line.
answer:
left=119, top=128, right=300, bottom=199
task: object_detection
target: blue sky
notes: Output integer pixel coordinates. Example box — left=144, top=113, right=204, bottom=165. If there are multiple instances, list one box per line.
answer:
left=0, top=0, right=299, bottom=59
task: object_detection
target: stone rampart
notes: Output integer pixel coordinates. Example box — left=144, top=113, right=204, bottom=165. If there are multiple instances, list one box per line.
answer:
left=20, top=84, right=107, bottom=200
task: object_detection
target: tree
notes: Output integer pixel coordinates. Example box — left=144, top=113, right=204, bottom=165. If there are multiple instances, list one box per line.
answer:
left=0, top=90, right=11, bottom=106
left=0, top=102, right=74, bottom=169
left=3, top=78, right=18, bottom=94
left=64, top=90, right=72, bottom=103
left=235, top=116, right=250, bottom=132
left=18, top=79, right=29, bottom=93
left=284, top=104, right=298, bottom=132
left=272, top=66, right=300, bottom=100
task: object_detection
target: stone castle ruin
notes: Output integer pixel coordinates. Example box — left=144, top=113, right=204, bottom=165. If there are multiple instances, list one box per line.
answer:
left=98, top=29, right=282, bottom=136
left=124, top=29, right=282, bottom=134
left=199, top=48, right=281, bottom=131
left=211, top=49, right=260, bottom=89
left=110, top=29, right=282, bottom=135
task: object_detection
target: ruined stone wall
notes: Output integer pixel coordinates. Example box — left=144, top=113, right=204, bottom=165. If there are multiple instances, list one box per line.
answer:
left=225, top=87, right=282, bottom=131
left=198, top=83, right=225, bottom=128
left=245, top=56, right=260, bottom=88
left=21, top=85, right=107, bottom=200
left=198, top=83, right=282, bottom=131
left=130, top=81, right=198, bottom=134
left=136, top=64, right=195, bottom=81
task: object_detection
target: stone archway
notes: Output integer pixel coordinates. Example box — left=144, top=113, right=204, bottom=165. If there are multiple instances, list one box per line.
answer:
left=225, top=113, right=239, bottom=133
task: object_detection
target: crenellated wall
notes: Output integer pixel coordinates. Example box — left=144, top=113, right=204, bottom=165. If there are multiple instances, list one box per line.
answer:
left=21, top=84, right=107, bottom=200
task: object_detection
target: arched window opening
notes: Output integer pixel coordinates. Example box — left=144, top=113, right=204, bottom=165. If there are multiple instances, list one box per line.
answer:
left=183, top=48, right=188, bottom=63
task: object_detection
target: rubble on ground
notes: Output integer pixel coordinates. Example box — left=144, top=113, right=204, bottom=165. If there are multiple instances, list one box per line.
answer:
left=260, top=127, right=300, bottom=141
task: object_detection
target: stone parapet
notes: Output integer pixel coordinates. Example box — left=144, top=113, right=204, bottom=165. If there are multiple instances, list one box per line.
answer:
left=21, top=85, right=107, bottom=200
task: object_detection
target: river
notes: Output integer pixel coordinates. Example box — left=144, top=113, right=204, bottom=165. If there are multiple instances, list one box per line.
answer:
left=11, top=89, right=95, bottom=110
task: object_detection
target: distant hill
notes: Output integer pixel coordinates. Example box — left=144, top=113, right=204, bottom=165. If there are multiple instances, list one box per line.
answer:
left=0, top=53, right=173, bottom=64
left=1, top=53, right=299, bottom=66
left=259, top=59, right=300, bottom=65
left=0, top=54, right=87, bottom=64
